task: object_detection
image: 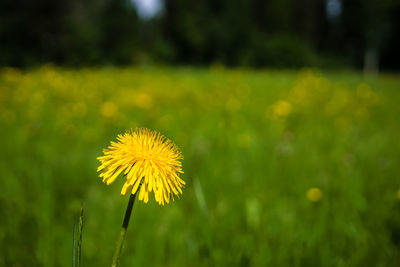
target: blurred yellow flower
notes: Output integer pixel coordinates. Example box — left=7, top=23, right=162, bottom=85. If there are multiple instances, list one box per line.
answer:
left=134, top=92, right=153, bottom=109
left=289, top=86, right=309, bottom=105
left=266, top=100, right=292, bottom=119
left=307, top=187, right=323, bottom=202
left=275, top=100, right=292, bottom=117
left=97, top=128, right=185, bottom=205
left=101, top=102, right=118, bottom=118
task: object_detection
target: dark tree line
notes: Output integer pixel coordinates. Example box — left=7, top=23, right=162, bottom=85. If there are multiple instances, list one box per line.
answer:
left=0, top=0, right=399, bottom=69
left=0, top=0, right=138, bottom=66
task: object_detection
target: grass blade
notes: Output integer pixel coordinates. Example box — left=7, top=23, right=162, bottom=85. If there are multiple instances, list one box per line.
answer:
left=72, top=207, right=84, bottom=267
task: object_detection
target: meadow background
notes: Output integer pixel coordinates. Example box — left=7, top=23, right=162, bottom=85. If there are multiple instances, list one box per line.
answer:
left=1, top=0, right=400, bottom=266
left=1, top=66, right=400, bottom=266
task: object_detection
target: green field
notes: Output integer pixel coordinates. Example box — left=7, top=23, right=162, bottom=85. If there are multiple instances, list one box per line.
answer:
left=1, top=66, right=400, bottom=266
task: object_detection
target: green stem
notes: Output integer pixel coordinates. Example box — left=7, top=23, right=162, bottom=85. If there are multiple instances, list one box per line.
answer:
left=72, top=207, right=84, bottom=267
left=111, top=192, right=137, bottom=267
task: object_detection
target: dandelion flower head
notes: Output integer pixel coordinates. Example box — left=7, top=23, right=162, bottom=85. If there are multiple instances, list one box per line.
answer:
left=97, top=128, right=185, bottom=205
left=306, top=187, right=323, bottom=202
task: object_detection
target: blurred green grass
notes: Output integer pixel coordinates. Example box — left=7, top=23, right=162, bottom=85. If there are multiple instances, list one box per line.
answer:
left=0, top=66, right=400, bottom=266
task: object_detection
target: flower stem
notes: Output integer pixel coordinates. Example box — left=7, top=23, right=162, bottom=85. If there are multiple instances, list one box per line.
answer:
left=111, top=192, right=137, bottom=267
left=72, top=207, right=84, bottom=267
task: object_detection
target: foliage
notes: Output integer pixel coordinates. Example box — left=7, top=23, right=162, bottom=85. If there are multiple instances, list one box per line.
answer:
left=0, top=0, right=138, bottom=67
left=1, top=0, right=400, bottom=69
left=239, top=34, right=318, bottom=68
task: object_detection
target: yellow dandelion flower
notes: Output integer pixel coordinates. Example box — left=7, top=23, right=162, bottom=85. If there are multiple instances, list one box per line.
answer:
left=266, top=100, right=292, bottom=119
left=97, top=128, right=185, bottom=205
left=307, top=187, right=323, bottom=202
left=274, top=100, right=292, bottom=117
